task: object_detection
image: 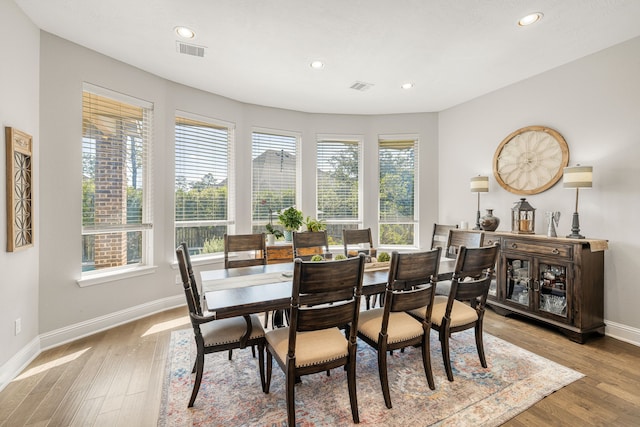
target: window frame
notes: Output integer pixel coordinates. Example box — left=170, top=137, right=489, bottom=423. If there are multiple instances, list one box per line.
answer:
left=174, top=110, right=236, bottom=259
left=78, top=83, right=154, bottom=286
left=250, top=127, right=302, bottom=233
left=377, top=134, right=420, bottom=249
left=316, top=134, right=363, bottom=246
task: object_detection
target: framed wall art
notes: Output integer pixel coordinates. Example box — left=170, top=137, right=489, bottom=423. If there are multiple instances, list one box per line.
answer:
left=6, top=127, right=33, bottom=251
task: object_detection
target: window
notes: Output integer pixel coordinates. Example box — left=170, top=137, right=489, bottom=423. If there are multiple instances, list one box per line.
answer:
left=175, top=113, right=234, bottom=256
left=82, top=84, right=153, bottom=274
left=316, top=136, right=362, bottom=245
left=378, top=136, right=419, bottom=247
left=251, top=130, right=300, bottom=233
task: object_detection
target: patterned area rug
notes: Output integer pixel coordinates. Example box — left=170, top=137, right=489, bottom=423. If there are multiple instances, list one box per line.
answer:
left=159, top=329, right=582, bottom=426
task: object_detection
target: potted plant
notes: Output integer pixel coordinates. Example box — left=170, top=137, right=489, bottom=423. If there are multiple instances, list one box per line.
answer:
left=278, top=207, right=304, bottom=241
left=304, top=216, right=327, bottom=232
left=265, top=223, right=283, bottom=245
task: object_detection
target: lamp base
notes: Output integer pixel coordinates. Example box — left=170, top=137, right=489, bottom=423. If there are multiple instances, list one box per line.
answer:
left=566, top=211, right=585, bottom=239
left=473, top=210, right=481, bottom=230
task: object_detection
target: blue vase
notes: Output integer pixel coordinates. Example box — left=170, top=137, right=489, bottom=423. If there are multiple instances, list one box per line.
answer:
left=284, top=230, right=293, bottom=242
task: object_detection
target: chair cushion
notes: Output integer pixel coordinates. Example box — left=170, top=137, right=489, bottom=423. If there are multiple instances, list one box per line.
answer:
left=430, top=297, right=478, bottom=328
left=200, top=314, right=265, bottom=347
left=266, top=327, right=348, bottom=368
left=358, top=308, right=424, bottom=345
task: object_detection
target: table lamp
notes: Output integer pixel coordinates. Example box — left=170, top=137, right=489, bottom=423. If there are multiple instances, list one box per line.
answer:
left=563, top=165, right=592, bottom=239
left=470, top=176, right=489, bottom=230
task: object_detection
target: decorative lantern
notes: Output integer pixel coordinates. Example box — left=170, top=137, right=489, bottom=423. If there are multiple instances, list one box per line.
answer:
left=511, top=198, right=536, bottom=234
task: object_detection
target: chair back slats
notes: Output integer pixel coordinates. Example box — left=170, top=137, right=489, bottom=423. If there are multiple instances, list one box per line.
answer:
left=431, top=223, right=458, bottom=250
left=343, top=228, right=375, bottom=257
left=176, top=246, right=200, bottom=325
left=288, top=255, right=365, bottom=339
left=296, top=301, right=356, bottom=332
left=388, top=287, right=433, bottom=312
left=292, top=231, right=330, bottom=260
left=391, top=249, right=441, bottom=290
left=453, top=243, right=499, bottom=279
left=224, top=233, right=266, bottom=269
left=446, top=230, right=484, bottom=259
left=447, top=244, right=500, bottom=311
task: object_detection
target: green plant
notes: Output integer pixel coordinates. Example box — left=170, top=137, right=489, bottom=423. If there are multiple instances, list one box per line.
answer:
left=334, top=254, right=347, bottom=260
left=304, top=216, right=327, bottom=232
left=278, top=207, right=304, bottom=231
left=265, top=223, right=284, bottom=239
left=310, top=254, right=324, bottom=261
left=377, top=252, right=391, bottom=262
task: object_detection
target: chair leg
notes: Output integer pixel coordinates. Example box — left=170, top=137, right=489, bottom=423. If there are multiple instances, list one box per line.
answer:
left=439, top=321, right=454, bottom=382
left=228, top=349, right=232, bottom=360
left=265, top=350, right=273, bottom=393
left=188, top=351, right=205, bottom=407
left=347, top=351, right=360, bottom=423
left=421, top=332, right=435, bottom=390
left=257, top=342, right=266, bottom=393
left=251, top=345, right=256, bottom=358
left=263, top=310, right=269, bottom=328
left=378, top=343, right=392, bottom=409
left=475, top=321, right=487, bottom=368
left=286, top=364, right=297, bottom=427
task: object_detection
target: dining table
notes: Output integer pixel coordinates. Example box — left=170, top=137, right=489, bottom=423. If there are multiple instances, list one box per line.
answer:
left=201, top=257, right=456, bottom=321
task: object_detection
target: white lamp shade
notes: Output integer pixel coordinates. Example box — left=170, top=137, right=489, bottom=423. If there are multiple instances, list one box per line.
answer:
left=470, top=176, right=489, bottom=192
left=563, top=166, right=592, bottom=189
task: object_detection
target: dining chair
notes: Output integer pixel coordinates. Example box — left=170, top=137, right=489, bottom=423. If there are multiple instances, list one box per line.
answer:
left=264, top=254, right=365, bottom=426
left=224, top=233, right=267, bottom=268
left=431, top=223, right=458, bottom=251
left=436, top=229, right=485, bottom=296
left=224, top=233, right=274, bottom=329
left=343, top=228, right=376, bottom=258
left=176, top=245, right=266, bottom=407
left=343, top=228, right=379, bottom=309
left=357, top=249, right=440, bottom=408
left=412, top=244, right=500, bottom=382
left=292, top=230, right=331, bottom=260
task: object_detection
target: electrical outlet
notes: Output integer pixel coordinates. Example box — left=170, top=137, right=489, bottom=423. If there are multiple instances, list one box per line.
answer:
left=15, top=318, right=22, bottom=335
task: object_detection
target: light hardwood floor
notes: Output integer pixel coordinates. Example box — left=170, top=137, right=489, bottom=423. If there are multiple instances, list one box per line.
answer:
left=1, top=306, right=639, bottom=426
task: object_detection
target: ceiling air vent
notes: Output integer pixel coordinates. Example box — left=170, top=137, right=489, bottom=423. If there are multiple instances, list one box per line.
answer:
left=176, top=41, right=205, bottom=58
left=349, top=81, right=374, bottom=91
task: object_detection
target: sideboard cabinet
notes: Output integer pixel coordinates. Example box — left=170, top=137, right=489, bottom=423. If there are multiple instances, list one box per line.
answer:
left=481, top=232, right=606, bottom=343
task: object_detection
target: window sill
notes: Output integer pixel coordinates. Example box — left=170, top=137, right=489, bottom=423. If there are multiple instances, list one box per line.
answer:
left=170, top=253, right=225, bottom=270
left=77, top=265, right=158, bottom=288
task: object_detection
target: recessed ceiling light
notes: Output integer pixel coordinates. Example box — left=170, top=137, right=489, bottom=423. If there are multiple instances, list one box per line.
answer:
left=175, top=26, right=195, bottom=39
left=401, top=82, right=414, bottom=90
left=310, top=60, right=324, bottom=69
left=518, top=12, right=543, bottom=27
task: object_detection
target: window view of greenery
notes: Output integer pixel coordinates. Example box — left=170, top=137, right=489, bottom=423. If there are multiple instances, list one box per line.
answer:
left=82, top=90, right=150, bottom=272
left=379, top=139, right=417, bottom=246
left=175, top=116, right=230, bottom=256
left=251, top=132, right=298, bottom=235
left=317, top=139, right=361, bottom=245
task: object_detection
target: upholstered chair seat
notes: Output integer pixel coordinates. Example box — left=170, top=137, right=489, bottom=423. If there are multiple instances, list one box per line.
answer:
left=266, top=327, right=348, bottom=368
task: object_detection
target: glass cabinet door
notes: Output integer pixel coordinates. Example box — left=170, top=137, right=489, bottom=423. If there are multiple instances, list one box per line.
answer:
left=536, top=262, right=569, bottom=319
left=504, top=257, right=531, bottom=307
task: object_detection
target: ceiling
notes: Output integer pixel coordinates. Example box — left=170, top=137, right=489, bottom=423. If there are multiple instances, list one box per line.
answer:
left=15, top=0, right=640, bottom=115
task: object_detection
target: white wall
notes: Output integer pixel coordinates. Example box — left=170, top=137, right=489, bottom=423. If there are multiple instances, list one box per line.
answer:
left=38, top=33, right=439, bottom=338
left=439, top=36, right=640, bottom=338
left=0, top=0, right=40, bottom=383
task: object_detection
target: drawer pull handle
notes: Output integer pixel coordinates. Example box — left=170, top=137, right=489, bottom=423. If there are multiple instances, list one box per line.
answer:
left=511, top=243, right=517, bottom=249
left=552, top=248, right=560, bottom=254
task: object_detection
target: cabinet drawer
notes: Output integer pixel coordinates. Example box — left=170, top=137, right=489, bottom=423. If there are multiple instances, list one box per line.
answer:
left=503, top=238, right=572, bottom=259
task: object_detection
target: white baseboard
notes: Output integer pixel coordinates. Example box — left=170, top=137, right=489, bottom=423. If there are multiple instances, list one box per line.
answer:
left=605, top=319, right=640, bottom=347
left=0, top=336, right=40, bottom=393
left=39, top=294, right=185, bottom=351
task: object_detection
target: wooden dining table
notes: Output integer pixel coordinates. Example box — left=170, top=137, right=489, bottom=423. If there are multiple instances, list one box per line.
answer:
left=201, top=258, right=456, bottom=320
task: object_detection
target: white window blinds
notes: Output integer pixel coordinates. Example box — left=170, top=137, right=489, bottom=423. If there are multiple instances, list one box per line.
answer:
left=81, top=84, right=153, bottom=273
left=175, top=113, right=233, bottom=255
left=378, top=137, right=419, bottom=246
left=251, top=130, right=299, bottom=229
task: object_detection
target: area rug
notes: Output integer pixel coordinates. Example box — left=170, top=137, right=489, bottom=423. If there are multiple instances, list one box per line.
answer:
left=159, top=329, right=583, bottom=426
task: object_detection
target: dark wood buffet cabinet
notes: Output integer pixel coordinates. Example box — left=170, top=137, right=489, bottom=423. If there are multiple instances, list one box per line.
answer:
left=481, top=232, right=607, bottom=343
